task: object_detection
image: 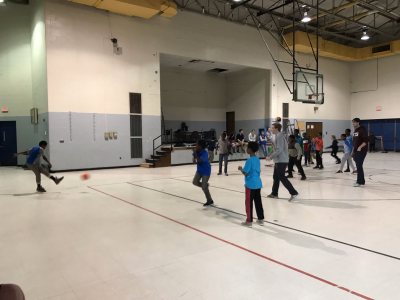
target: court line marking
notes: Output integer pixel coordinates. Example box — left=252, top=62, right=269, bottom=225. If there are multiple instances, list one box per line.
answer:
left=127, top=181, right=400, bottom=261
left=88, top=185, right=374, bottom=300
left=172, top=178, right=400, bottom=201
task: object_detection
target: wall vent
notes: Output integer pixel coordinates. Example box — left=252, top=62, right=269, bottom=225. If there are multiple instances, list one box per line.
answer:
left=372, top=44, right=391, bottom=53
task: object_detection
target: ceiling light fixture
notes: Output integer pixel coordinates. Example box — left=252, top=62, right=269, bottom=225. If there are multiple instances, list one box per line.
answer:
left=301, top=11, right=311, bottom=23
left=361, top=29, right=370, bottom=41
left=232, top=0, right=242, bottom=2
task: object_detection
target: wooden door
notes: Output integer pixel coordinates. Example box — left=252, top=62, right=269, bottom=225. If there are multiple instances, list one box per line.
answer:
left=226, top=111, right=235, bottom=135
left=306, top=122, right=323, bottom=139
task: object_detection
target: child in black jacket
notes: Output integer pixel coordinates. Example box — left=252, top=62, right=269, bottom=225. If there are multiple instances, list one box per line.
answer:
left=326, top=135, right=341, bottom=164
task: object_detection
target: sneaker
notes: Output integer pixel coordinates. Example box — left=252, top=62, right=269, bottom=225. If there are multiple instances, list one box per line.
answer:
left=241, top=221, right=252, bottom=227
left=36, top=185, right=46, bottom=193
left=310, top=162, right=315, bottom=164
left=288, top=194, right=299, bottom=202
left=319, top=166, right=324, bottom=169
left=203, top=200, right=214, bottom=207
left=301, top=176, right=306, bottom=180
left=353, top=183, right=361, bottom=187
left=217, top=172, right=222, bottom=175
left=225, top=173, right=228, bottom=176
left=336, top=170, right=343, bottom=173
left=267, top=194, right=278, bottom=199
left=256, top=219, right=264, bottom=226
left=286, top=175, right=293, bottom=178
left=313, top=166, right=319, bottom=169
left=352, top=171, right=358, bottom=174
left=344, top=169, right=350, bottom=173
left=54, top=176, right=64, bottom=185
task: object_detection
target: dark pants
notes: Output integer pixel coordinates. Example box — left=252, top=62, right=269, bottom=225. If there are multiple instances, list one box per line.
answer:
left=369, top=143, right=376, bottom=152
left=331, top=150, right=341, bottom=162
left=316, top=151, right=323, bottom=168
left=245, top=188, right=264, bottom=222
left=218, top=154, right=228, bottom=174
left=193, top=172, right=213, bottom=202
left=304, top=150, right=310, bottom=165
left=288, top=156, right=305, bottom=177
left=353, top=151, right=367, bottom=184
left=272, top=163, right=298, bottom=196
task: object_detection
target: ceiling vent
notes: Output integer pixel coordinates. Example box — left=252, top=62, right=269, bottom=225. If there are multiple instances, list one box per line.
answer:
left=372, top=44, right=391, bottom=54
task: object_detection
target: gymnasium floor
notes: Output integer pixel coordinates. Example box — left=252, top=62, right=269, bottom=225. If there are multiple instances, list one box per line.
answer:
left=0, top=153, right=399, bottom=300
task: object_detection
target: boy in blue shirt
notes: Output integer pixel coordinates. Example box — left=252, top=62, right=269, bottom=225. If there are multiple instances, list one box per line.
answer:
left=192, top=140, right=214, bottom=206
left=16, top=141, right=64, bottom=192
left=238, top=142, right=264, bottom=227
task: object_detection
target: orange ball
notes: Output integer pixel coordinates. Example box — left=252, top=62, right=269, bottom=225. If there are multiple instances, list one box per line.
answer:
left=80, top=172, right=90, bottom=181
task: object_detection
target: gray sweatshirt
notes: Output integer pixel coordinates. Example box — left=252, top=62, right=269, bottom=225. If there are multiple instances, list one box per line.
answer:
left=218, top=138, right=229, bottom=154
left=289, top=143, right=303, bottom=159
left=270, top=132, right=289, bottom=163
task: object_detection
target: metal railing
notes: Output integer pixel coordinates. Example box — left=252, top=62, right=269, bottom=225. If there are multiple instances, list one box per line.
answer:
left=152, top=129, right=173, bottom=158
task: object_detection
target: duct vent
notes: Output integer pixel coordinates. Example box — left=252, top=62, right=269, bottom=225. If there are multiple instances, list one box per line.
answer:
left=372, top=44, right=391, bottom=54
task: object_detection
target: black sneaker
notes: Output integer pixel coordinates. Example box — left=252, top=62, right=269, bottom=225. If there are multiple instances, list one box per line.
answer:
left=217, top=172, right=222, bottom=175
left=54, top=176, right=64, bottom=185
left=203, top=201, right=214, bottom=207
left=313, top=166, right=319, bottom=169
left=301, top=176, right=306, bottom=180
left=286, top=175, right=293, bottom=178
left=336, top=170, right=343, bottom=173
left=36, top=185, right=46, bottom=193
left=267, top=194, right=278, bottom=198
left=344, top=169, right=350, bottom=172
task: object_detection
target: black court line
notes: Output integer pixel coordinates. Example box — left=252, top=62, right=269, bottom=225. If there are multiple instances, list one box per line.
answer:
left=172, top=178, right=400, bottom=202
left=126, top=181, right=400, bottom=261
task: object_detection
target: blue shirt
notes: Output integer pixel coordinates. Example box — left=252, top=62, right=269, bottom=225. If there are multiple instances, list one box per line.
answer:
left=195, top=149, right=211, bottom=176
left=242, top=156, right=262, bottom=189
left=295, top=135, right=303, bottom=149
left=27, top=146, right=42, bottom=165
left=344, top=136, right=353, bottom=153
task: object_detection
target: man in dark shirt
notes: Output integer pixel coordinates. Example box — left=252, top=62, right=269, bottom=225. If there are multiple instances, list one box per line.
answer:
left=236, top=129, right=246, bottom=153
left=351, top=118, right=368, bottom=187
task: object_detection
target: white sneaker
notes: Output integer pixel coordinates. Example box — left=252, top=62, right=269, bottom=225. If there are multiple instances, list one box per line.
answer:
left=241, top=221, right=252, bottom=227
left=289, top=194, right=299, bottom=202
left=256, top=219, right=264, bottom=226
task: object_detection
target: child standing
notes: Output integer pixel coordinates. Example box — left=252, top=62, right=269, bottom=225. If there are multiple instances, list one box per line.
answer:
left=302, top=132, right=311, bottom=167
left=287, top=135, right=306, bottom=180
left=192, top=140, right=214, bottom=206
left=238, top=142, right=264, bottom=227
left=217, top=132, right=230, bottom=176
left=313, top=133, right=324, bottom=169
left=326, top=135, right=341, bottom=164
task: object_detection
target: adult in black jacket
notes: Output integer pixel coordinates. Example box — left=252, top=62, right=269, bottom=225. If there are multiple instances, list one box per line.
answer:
left=352, top=118, right=369, bottom=187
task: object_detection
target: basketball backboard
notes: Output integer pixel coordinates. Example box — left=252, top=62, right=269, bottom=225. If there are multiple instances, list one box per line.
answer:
left=294, top=71, right=324, bottom=104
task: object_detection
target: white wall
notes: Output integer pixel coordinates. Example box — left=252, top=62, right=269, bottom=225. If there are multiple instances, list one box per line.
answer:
left=161, top=67, right=226, bottom=122
left=226, top=68, right=270, bottom=121
left=350, top=56, right=400, bottom=119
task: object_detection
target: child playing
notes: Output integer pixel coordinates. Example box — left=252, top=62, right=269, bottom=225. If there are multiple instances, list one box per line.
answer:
left=16, top=141, right=64, bottom=192
left=313, top=133, right=324, bottom=169
left=238, top=142, right=264, bottom=227
left=337, top=133, right=356, bottom=173
left=326, top=135, right=341, bottom=164
left=192, top=140, right=214, bottom=206
left=217, top=132, right=230, bottom=176
left=287, top=135, right=306, bottom=180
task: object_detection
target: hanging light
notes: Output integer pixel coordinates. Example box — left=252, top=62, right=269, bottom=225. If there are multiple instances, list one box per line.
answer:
left=232, top=0, right=242, bottom=2
left=361, top=29, right=370, bottom=41
left=301, top=11, right=311, bottom=23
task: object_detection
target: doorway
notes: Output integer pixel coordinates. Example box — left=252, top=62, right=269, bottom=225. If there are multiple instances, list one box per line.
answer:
left=0, top=121, right=17, bottom=166
left=226, top=111, right=235, bottom=134
left=306, top=122, right=323, bottom=139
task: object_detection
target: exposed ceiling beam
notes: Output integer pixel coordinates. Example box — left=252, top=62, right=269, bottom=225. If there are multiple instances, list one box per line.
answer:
left=282, top=0, right=363, bottom=30
left=356, top=0, right=400, bottom=21
left=322, top=9, right=376, bottom=29
left=295, top=0, right=398, bottom=39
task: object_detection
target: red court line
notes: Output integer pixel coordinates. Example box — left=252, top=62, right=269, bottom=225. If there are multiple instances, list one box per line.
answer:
left=88, top=186, right=374, bottom=300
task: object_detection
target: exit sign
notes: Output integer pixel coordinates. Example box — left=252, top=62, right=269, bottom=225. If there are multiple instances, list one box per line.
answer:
left=376, top=106, right=382, bottom=111
left=1, top=107, right=8, bottom=113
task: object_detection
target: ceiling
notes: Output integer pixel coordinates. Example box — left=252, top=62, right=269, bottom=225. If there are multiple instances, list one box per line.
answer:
left=160, top=53, right=250, bottom=73
left=174, top=0, right=400, bottom=47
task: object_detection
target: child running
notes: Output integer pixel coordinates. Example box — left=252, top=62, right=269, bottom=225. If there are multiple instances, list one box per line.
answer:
left=238, top=142, right=264, bottom=227
left=16, top=141, right=64, bottom=192
left=192, top=140, right=214, bottom=206
left=326, top=135, right=341, bottom=164
left=287, top=135, right=306, bottom=180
